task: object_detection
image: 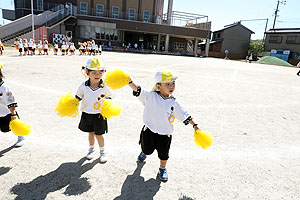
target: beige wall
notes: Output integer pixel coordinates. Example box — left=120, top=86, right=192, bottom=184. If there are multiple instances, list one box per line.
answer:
left=110, top=0, right=123, bottom=10
left=94, top=0, right=107, bottom=14
left=78, top=0, right=91, bottom=15
left=141, top=0, right=154, bottom=17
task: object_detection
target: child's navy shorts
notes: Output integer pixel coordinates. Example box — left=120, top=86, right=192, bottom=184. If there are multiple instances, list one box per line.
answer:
left=0, top=114, right=12, bottom=132
left=79, top=112, right=107, bottom=135
left=139, top=126, right=172, bottom=160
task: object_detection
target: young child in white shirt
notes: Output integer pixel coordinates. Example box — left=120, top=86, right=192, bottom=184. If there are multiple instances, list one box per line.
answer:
left=128, top=70, right=200, bottom=182
left=75, top=58, right=113, bottom=163
left=0, top=62, right=26, bottom=147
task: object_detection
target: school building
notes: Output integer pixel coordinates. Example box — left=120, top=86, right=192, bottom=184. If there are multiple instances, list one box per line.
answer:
left=1, top=0, right=212, bottom=56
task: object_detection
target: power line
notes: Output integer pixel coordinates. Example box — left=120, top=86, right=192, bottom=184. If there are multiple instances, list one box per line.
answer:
left=272, top=0, right=287, bottom=29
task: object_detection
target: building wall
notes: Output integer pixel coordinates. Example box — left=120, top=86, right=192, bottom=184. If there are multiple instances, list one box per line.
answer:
left=265, top=33, right=300, bottom=55
left=141, top=0, right=154, bottom=21
left=221, top=25, right=252, bottom=56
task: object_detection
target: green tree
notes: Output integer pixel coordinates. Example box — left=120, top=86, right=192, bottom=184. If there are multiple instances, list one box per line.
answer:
left=248, top=40, right=264, bottom=56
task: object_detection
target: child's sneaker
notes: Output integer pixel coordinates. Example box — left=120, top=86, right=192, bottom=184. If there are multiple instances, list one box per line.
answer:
left=158, top=168, right=168, bottom=182
left=15, top=136, right=25, bottom=147
left=86, top=147, right=95, bottom=160
left=100, top=150, right=107, bottom=163
left=137, top=152, right=147, bottom=162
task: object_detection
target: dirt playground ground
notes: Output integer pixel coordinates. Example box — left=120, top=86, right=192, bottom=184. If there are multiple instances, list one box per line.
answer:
left=0, top=48, right=300, bottom=200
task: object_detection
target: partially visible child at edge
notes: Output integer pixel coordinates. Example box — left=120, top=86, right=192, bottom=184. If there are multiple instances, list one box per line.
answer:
left=75, top=58, right=113, bottom=163
left=128, top=70, right=200, bottom=182
left=0, top=62, right=26, bottom=147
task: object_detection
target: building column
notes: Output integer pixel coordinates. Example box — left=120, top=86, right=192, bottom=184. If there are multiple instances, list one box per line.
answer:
left=204, top=39, right=210, bottom=57
left=194, top=38, right=198, bottom=56
left=157, top=34, right=161, bottom=51
left=165, top=34, right=170, bottom=52
left=106, top=0, right=110, bottom=17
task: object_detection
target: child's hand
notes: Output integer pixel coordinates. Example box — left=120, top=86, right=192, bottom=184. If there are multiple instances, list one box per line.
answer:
left=193, top=124, right=200, bottom=131
left=11, top=115, right=17, bottom=121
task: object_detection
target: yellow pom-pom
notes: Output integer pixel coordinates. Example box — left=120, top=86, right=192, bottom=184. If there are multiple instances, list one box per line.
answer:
left=55, top=92, right=79, bottom=117
left=194, top=129, right=213, bottom=149
left=100, top=99, right=122, bottom=119
left=9, top=119, right=31, bottom=136
left=104, top=69, right=130, bottom=90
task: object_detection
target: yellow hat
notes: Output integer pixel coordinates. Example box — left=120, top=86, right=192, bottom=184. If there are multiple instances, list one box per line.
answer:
left=0, top=61, right=3, bottom=69
left=85, top=58, right=105, bottom=70
left=155, top=70, right=177, bottom=83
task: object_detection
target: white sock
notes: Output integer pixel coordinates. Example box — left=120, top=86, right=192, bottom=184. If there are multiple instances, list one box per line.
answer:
left=89, top=145, right=94, bottom=149
left=100, top=147, right=105, bottom=152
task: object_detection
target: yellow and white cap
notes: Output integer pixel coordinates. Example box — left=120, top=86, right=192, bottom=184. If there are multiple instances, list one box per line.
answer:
left=155, top=70, right=177, bottom=83
left=85, top=58, right=105, bottom=70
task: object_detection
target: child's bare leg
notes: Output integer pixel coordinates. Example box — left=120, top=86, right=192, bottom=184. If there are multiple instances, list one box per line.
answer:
left=95, top=134, right=104, bottom=147
left=160, top=160, right=167, bottom=168
left=88, top=132, right=95, bottom=146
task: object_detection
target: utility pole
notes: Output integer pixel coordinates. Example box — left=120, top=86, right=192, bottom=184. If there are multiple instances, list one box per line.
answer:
left=31, top=0, right=35, bottom=40
left=272, top=0, right=286, bottom=29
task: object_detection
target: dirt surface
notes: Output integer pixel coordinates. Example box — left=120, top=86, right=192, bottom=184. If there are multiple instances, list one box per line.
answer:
left=0, top=47, right=300, bottom=200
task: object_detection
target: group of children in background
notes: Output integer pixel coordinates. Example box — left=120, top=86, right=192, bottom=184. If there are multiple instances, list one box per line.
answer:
left=13, top=38, right=102, bottom=56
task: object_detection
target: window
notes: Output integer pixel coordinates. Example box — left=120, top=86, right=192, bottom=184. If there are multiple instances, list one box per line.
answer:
left=128, top=8, right=136, bottom=20
left=217, top=33, right=221, bottom=38
left=96, top=4, right=104, bottom=17
left=143, top=10, right=150, bottom=22
left=37, top=0, right=43, bottom=11
left=174, top=42, right=185, bottom=51
left=112, top=6, right=120, bottom=19
left=80, top=2, right=88, bottom=15
left=286, top=35, right=300, bottom=44
left=269, top=36, right=282, bottom=44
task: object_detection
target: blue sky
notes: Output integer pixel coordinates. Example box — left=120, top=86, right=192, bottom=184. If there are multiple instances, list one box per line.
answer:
left=1, top=0, right=299, bottom=40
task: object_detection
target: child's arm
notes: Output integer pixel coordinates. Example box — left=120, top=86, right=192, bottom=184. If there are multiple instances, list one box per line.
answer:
left=188, top=120, right=200, bottom=131
left=128, top=78, right=138, bottom=92
left=9, top=106, right=17, bottom=120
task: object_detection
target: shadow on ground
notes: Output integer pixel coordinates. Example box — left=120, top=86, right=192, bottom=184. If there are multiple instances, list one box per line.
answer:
left=0, top=145, right=16, bottom=157
left=10, top=157, right=98, bottom=199
left=114, top=162, right=161, bottom=200
left=0, top=167, right=12, bottom=176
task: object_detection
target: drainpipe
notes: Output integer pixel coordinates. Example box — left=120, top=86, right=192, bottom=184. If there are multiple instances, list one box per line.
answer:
left=167, top=0, right=173, bottom=25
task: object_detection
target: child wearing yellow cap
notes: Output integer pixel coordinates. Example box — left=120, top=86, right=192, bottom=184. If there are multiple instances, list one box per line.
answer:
left=128, top=70, right=200, bottom=182
left=0, top=62, right=26, bottom=147
left=75, top=58, right=113, bottom=163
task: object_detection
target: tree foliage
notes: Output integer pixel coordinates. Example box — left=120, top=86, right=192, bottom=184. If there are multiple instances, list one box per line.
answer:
left=248, top=40, right=264, bottom=56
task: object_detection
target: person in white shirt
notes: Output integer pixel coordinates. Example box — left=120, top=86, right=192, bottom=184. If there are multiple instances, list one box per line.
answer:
left=28, top=39, right=33, bottom=56
left=17, top=39, right=23, bottom=56
left=23, top=39, right=28, bottom=56
left=38, top=41, right=43, bottom=55
left=98, top=44, right=102, bottom=55
left=61, top=41, right=66, bottom=56
left=128, top=70, right=200, bottom=182
left=32, top=40, right=36, bottom=55
left=0, top=62, right=26, bottom=147
left=54, top=42, right=58, bottom=55
left=75, top=58, right=113, bottom=163
left=43, top=40, right=49, bottom=55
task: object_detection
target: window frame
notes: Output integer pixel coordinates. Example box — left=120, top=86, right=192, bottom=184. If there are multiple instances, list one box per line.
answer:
left=269, top=35, right=283, bottom=44
left=96, top=4, right=104, bottom=17
left=80, top=2, right=88, bottom=15
left=37, top=0, right=43, bottom=11
left=128, top=8, right=136, bottom=21
left=143, top=10, right=150, bottom=22
left=112, top=6, right=120, bottom=19
left=286, top=35, right=300, bottom=44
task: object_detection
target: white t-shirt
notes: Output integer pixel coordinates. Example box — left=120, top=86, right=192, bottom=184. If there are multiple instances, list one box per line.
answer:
left=18, top=42, right=23, bottom=49
left=137, top=87, right=190, bottom=135
left=0, top=80, right=17, bottom=117
left=76, top=79, right=113, bottom=114
left=44, top=44, right=48, bottom=49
